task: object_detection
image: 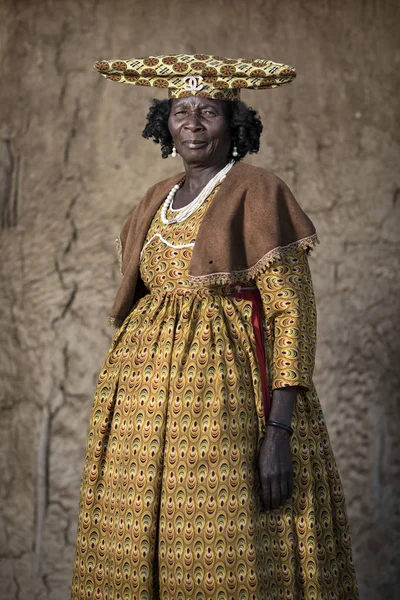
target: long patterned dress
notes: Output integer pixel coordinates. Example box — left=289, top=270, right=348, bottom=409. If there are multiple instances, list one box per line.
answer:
left=71, top=184, right=359, bottom=600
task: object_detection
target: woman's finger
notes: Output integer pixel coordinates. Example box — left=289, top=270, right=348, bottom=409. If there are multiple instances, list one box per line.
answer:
left=270, top=478, right=281, bottom=509
left=280, top=476, right=288, bottom=504
left=261, top=479, right=271, bottom=511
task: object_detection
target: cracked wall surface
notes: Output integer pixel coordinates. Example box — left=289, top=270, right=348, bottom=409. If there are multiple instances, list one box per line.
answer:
left=0, top=1, right=399, bottom=599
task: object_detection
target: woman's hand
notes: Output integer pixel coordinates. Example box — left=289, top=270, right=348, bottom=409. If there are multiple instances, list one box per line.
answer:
left=258, top=426, right=294, bottom=511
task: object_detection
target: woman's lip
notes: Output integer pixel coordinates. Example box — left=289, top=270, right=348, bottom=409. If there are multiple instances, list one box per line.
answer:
left=182, top=140, right=208, bottom=147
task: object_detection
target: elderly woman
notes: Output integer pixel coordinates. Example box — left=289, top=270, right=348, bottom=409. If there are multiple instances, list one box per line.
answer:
left=71, top=55, right=359, bottom=600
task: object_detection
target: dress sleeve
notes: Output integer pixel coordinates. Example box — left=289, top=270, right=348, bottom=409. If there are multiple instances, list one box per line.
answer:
left=255, top=249, right=317, bottom=390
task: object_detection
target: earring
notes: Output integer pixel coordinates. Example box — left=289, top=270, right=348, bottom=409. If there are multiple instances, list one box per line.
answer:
left=232, top=145, right=238, bottom=158
left=172, top=145, right=177, bottom=158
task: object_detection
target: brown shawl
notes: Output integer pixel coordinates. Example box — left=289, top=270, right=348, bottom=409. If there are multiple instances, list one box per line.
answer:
left=109, top=161, right=318, bottom=327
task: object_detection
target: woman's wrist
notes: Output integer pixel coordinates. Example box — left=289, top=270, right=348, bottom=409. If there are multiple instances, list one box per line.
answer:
left=269, top=386, right=297, bottom=428
left=266, top=419, right=294, bottom=436
left=263, top=425, right=291, bottom=441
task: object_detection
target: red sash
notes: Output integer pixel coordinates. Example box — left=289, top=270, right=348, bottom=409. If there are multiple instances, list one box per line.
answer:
left=226, top=285, right=271, bottom=420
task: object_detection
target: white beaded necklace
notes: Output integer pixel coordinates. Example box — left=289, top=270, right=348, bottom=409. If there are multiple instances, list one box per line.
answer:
left=160, top=160, right=235, bottom=225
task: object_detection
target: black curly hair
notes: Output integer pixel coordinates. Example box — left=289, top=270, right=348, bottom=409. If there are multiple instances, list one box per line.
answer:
left=142, top=99, right=263, bottom=160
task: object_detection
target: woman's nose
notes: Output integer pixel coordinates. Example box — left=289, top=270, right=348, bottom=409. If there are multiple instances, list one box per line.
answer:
left=183, top=114, right=204, bottom=131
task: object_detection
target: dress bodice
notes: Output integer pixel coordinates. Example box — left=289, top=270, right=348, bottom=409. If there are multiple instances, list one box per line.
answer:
left=139, top=185, right=219, bottom=292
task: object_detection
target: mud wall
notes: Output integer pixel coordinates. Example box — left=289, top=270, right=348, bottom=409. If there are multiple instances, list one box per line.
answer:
left=0, top=1, right=399, bottom=598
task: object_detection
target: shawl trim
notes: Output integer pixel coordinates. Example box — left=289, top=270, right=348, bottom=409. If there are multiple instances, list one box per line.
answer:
left=186, top=233, right=319, bottom=287
left=108, top=316, right=122, bottom=328
left=115, top=237, right=123, bottom=275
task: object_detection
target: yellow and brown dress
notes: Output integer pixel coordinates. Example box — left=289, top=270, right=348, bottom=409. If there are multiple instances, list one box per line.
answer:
left=72, top=186, right=359, bottom=600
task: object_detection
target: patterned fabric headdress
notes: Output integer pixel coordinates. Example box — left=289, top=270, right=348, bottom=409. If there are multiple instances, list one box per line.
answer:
left=94, top=53, right=296, bottom=101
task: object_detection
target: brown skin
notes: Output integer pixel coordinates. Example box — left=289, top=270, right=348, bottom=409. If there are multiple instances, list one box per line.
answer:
left=168, top=96, right=296, bottom=510
left=258, top=387, right=297, bottom=510
left=167, top=97, right=232, bottom=208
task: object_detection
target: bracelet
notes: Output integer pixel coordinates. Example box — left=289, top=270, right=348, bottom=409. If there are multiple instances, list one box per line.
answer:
left=266, top=420, right=294, bottom=436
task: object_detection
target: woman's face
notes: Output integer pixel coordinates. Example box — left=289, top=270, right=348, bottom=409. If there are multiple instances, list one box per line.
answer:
left=168, top=97, right=232, bottom=167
